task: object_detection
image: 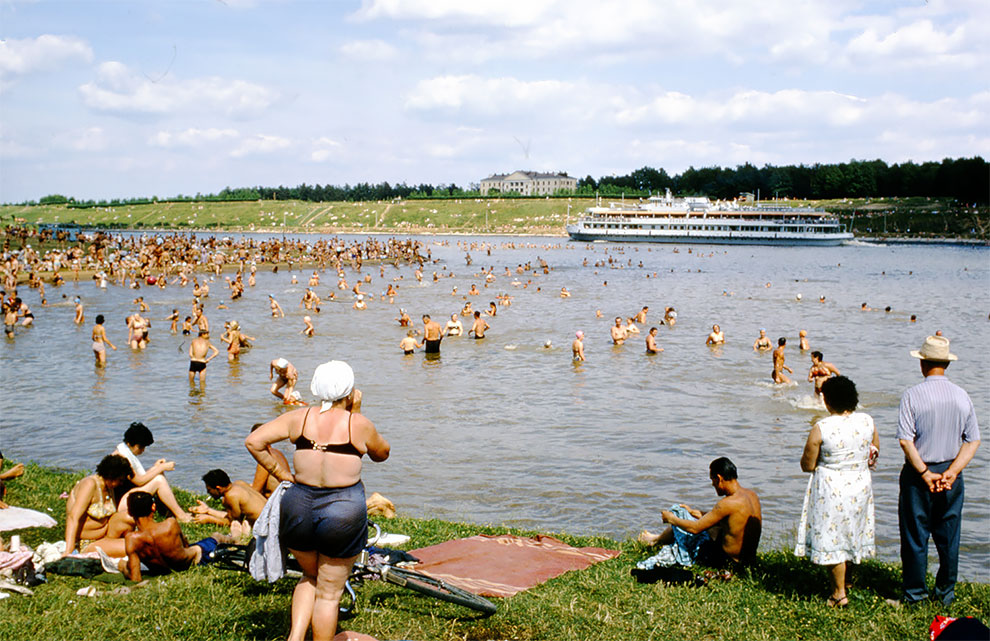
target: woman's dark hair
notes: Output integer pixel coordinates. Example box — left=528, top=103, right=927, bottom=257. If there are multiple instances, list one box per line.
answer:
left=96, top=454, right=133, bottom=481
left=124, top=421, right=154, bottom=447
left=822, top=375, right=859, bottom=413
left=96, top=314, right=105, bottom=324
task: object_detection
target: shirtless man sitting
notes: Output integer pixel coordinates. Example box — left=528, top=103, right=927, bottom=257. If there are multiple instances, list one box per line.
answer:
left=639, top=457, right=762, bottom=566
left=190, top=469, right=267, bottom=534
left=119, top=492, right=228, bottom=582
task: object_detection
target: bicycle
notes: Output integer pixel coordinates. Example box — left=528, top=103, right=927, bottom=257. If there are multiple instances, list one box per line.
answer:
left=211, top=522, right=496, bottom=616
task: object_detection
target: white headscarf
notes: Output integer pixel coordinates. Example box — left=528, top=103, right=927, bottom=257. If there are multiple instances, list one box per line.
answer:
left=310, top=360, right=354, bottom=412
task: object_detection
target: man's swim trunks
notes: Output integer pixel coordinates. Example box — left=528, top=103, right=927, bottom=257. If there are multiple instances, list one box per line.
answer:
left=189, top=360, right=206, bottom=372
left=424, top=338, right=441, bottom=354
left=193, top=537, right=220, bottom=564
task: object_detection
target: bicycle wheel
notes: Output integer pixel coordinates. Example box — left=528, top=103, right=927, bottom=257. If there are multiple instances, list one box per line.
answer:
left=383, top=567, right=497, bottom=615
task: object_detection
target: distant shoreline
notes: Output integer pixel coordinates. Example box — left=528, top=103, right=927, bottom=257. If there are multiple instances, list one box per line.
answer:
left=25, top=225, right=989, bottom=245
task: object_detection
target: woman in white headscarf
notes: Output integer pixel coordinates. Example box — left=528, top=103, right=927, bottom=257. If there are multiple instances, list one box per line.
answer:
left=246, top=361, right=390, bottom=641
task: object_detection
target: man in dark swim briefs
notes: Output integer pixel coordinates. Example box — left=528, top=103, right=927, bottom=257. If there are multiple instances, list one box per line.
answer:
left=469, top=310, right=489, bottom=339
left=422, top=314, right=443, bottom=354
left=188, top=329, right=219, bottom=386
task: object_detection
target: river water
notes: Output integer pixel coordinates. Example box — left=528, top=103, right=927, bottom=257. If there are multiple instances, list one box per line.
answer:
left=2, top=234, right=988, bottom=580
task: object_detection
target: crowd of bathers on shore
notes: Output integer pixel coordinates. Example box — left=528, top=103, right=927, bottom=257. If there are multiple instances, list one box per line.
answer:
left=0, top=225, right=982, bottom=635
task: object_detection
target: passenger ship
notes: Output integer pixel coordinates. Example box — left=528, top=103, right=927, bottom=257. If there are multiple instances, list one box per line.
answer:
left=566, top=190, right=853, bottom=246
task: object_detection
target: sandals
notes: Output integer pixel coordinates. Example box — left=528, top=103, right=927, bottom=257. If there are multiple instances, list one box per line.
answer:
left=827, top=595, right=849, bottom=608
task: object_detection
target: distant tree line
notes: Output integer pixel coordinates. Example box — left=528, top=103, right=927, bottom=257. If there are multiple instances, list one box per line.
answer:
left=23, top=156, right=987, bottom=208
left=580, top=157, right=988, bottom=203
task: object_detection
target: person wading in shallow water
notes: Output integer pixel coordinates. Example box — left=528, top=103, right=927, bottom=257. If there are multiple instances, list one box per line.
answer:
left=773, top=337, right=793, bottom=384
left=422, top=314, right=443, bottom=355
left=188, top=329, right=219, bottom=387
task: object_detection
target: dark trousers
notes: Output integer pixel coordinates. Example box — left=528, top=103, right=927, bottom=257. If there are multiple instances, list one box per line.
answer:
left=898, top=461, right=964, bottom=605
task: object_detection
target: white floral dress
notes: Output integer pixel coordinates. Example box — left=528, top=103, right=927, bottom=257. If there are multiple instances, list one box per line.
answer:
left=794, top=412, right=876, bottom=565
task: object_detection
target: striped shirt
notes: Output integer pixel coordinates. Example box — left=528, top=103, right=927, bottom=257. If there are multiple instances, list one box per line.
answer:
left=897, top=375, right=980, bottom=463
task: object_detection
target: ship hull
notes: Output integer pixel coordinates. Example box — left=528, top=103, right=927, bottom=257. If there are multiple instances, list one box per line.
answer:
left=566, top=225, right=852, bottom=246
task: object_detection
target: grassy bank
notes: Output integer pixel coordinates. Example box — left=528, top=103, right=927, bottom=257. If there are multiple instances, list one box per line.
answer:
left=1, top=461, right=988, bottom=640
left=2, top=196, right=986, bottom=239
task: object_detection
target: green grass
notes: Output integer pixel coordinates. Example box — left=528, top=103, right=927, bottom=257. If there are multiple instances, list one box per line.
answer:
left=0, top=197, right=591, bottom=235
left=5, top=196, right=984, bottom=238
left=1, top=464, right=988, bottom=640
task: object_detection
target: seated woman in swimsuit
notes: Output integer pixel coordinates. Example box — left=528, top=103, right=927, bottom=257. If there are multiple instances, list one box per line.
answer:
left=246, top=361, right=389, bottom=641
left=64, top=454, right=135, bottom=556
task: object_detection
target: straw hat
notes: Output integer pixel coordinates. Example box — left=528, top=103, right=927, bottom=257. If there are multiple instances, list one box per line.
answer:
left=910, top=335, right=957, bottom=361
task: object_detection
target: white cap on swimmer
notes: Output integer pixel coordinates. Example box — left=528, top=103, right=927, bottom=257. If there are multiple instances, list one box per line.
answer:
left=275, top=357, right=289, bottom=369
left=310, top=360, right=354, bottom=412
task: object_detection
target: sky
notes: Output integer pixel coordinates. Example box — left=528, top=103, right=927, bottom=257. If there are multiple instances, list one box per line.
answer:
left=0, top=0, right=988, bottom=202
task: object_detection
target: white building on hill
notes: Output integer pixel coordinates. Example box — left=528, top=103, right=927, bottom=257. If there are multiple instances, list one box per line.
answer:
left=480, top=170, right=577, bottom=196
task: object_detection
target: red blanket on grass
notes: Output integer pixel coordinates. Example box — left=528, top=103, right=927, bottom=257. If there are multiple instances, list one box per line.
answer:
left=409, top=534, right=621, bottom=598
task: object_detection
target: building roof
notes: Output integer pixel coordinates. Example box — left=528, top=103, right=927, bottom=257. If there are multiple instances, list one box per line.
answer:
left=482, top=170, right=573, bottom=181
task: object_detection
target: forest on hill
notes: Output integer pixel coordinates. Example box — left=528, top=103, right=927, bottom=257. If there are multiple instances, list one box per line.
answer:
left=25, top=156, right=988, bottom=209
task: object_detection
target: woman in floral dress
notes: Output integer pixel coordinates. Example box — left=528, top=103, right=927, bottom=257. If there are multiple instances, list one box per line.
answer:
left=796, top=376, right=878, bottom=607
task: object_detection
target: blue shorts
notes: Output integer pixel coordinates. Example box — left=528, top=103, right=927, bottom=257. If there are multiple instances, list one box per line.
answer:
left=280, top=481, right=367, bottom=558
left=193, top=537, right=219, bottom=564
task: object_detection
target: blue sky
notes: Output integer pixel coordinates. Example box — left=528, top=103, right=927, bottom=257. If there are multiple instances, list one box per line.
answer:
left=1, top=0, right=987, bottom=202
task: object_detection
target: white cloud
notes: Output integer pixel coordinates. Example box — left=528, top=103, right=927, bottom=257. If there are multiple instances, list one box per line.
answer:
left=844, top=19, right=979, bottom=68
left=339, top=39, right=397, bottom=61
left=405, top=74, right=575, bottom=114
left=311, top=136, right=343, bottom=162
left=78, top=62, right=279, bottom=118
left=360, top=0, right=846, bottom=66
left=613, top=88, right=921, bottom=130
left=0, top=34, right=93, bottom=79
left=357, top=0, right=990, bottom=75
left=230, top=134, right=291, bottom=158
left=52, top=126, right=109, bottom=152
left=353, top=0, right=558, bottom=27
left=149, top=128, right=239, bottom=148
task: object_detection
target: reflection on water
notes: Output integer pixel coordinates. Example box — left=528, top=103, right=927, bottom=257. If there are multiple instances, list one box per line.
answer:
left=1, top=235, right=988, bottom=580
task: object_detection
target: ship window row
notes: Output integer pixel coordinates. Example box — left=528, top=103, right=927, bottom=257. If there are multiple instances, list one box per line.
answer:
left=586, top=223, right=833, bottom=232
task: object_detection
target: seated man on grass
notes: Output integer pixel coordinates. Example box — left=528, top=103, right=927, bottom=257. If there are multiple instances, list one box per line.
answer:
left=119, top=492, right=230, bottom=582
left=638, top=457, right=762, bottom=568
left=189, top=469, right=267, bottom=538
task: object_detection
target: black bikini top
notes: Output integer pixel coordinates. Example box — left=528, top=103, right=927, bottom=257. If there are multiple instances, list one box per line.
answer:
left=293, top=407, right=362, bottom=457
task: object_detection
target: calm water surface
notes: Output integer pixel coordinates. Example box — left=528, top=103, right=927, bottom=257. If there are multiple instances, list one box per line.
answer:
left=2, top=234, right=988, bottom=580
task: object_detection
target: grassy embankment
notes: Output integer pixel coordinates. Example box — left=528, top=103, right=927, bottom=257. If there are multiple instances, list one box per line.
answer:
left=1, top=461, right=988, bottom=640
left=2, top=196, right=986, bottom=239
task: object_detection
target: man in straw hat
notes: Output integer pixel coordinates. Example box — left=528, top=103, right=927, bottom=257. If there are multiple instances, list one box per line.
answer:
left=896, top=335, right=980, bottom=606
